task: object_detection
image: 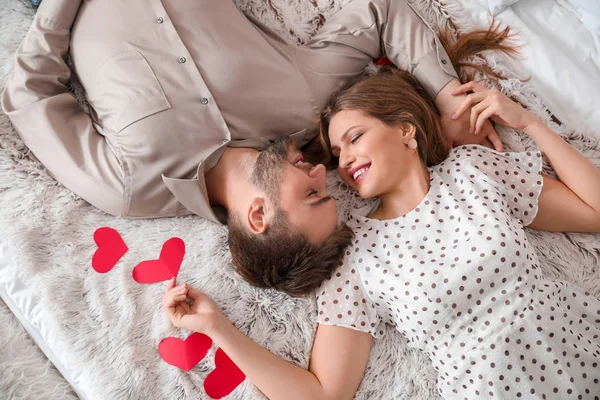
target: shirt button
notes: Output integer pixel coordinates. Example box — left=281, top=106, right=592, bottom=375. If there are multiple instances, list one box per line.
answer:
left=178, top=56, right=187, bottom=64
left=222, top=139, right=230, bottom=145
left=157, top=17, right=164, bottom=24
left=441, top=59, right=448, bottom=65
left=201, top=97, right=209, bottom=105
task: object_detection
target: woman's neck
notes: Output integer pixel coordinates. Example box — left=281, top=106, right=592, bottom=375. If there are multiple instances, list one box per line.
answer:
left=370, top=163, right=431, bottom=220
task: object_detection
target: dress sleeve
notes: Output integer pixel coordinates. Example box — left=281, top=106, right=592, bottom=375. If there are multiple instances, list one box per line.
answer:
left=452, top=145, right=544, bottom=226
left=316, top=257, right=384, bottom=338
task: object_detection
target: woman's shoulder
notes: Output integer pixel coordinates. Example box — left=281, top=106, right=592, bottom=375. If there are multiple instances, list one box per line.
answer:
left=435, top=144, right=542, bottom=178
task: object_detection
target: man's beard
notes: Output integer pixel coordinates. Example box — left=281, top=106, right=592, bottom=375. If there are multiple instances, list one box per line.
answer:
left=251, top=136, right=295, bottom=202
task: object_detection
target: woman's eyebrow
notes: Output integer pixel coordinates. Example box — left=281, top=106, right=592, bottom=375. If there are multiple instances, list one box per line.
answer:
left=340, top=125, right=361, bottom=142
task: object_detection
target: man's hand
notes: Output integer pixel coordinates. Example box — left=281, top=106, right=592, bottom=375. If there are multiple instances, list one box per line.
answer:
left=435, top=78, right=504, bottom=151
left=162, top=278, right=225, bottom=336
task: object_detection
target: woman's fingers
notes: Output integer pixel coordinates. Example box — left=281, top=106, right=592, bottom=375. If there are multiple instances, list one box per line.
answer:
left=453, top=92, right=487, bottom=120
left=451, top=81, right=475, bottom=96
left=475, top=107, right=497, bottom=135
left=162, top=294, right=176, bottom=317
left=173, top=294, right=187, bottom=302
left=163, top=285, right=188, bottom=307
left=470, top=99, right=493, bottom=134
left=186, top=287, right=205, bottom=301
left=481, top=123, right=504, bottom=152
left=452, top=81, right=487, bottom=96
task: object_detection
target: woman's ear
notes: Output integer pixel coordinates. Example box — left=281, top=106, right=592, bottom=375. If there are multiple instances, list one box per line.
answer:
left=247, top=197, right=269, bottom=235
left=398, top=123, right=417, bottom=141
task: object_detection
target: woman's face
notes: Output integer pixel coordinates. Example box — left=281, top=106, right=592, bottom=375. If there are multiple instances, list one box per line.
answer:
left=328, top=110, right=420, bottom=199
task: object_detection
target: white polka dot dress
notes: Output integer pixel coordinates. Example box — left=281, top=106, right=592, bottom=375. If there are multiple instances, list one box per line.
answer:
left=317, top=145, right=600, bottom=399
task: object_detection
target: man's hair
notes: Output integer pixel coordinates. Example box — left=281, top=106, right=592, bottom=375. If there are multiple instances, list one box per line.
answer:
left=228, top=212, right=354, bottom=297
left=250, top=136, right=291, bottom=202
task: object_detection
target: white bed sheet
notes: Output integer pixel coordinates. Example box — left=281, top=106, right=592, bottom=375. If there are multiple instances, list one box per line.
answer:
left=0, top=241, right=87, bottom=400
left=457, top=0, right=600, bottom=134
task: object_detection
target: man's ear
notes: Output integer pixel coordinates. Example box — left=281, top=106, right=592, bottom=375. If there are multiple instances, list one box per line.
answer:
left=247, top=197, right=270, bottom=235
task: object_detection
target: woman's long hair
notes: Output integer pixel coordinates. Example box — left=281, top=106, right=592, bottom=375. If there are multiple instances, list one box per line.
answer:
left=319, top=22, right=519, bottom=167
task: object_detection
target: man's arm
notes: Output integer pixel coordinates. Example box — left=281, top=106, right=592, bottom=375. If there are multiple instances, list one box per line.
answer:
left=2, top=0, right=125, bottom=215
left=299, top=0, right=502, bottom=151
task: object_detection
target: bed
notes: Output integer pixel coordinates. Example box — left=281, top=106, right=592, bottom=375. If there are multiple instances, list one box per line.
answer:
left=452, top=0, right=600, bottom=135
left=1, top=0, right=599, bottom=399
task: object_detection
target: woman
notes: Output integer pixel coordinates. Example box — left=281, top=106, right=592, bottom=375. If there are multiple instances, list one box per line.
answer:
left=162, top=37, right=600, bottom=400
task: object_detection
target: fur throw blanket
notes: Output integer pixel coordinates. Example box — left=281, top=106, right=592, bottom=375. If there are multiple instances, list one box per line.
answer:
left=0, top=0, right=599, bottom=399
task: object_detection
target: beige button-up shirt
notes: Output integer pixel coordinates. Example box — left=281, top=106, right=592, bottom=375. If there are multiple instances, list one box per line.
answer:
left=2, top=0, right=457, bottom=223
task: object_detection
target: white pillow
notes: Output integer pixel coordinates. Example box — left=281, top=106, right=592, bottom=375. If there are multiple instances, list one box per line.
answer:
left=567, top=0, right=600, bottom=16
left=488, top=0, right=522, bottom=15
left=557, top=0, right=600, bottom=33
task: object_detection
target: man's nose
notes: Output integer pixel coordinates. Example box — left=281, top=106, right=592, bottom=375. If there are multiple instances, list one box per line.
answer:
left=308, top=163, right=326, bottom=178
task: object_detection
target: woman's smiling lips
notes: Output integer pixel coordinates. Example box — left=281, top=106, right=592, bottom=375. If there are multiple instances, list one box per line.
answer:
left=348, top=163, right=371, bottom=185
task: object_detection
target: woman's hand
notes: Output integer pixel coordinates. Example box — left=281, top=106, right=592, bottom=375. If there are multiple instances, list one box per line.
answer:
left=162, top=278, right=225, bottom=336
left=451, top=81, right=540, bottom=135
left=436, top=78, right=504, bottom=151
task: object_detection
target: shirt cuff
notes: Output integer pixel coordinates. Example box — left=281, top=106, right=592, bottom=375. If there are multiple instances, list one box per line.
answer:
left=413, top=43, right=458, bottom=99
left=37, top=0, right=83, bottom=30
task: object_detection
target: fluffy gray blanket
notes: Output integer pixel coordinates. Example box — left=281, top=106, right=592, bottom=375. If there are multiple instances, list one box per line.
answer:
left=0, top=0, right=599, bottom=399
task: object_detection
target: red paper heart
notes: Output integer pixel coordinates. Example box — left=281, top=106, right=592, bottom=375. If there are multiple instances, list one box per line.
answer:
left=132, top=237, right=185, bottom=284
left=158, top=333, right=213, bottom=371
left=92, top=227, right=128, bottom=273
left=204, top=348, right=246, bottom=399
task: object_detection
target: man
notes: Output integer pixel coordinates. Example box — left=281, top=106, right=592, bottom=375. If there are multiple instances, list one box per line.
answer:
left=2, top=0, right=500, bottom=237
left=221, top=136, right=353, bottom=296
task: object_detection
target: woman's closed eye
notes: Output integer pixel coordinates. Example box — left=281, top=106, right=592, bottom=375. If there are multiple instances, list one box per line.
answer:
left=350, top=132, right=363, bottom=144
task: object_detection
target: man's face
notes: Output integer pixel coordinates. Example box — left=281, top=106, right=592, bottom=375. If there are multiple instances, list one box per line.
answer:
left=252, top=138, right=338, bottom=244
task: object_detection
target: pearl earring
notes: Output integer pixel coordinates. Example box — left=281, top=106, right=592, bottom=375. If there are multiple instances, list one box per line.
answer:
left=407, top=139, right=418, bottom=150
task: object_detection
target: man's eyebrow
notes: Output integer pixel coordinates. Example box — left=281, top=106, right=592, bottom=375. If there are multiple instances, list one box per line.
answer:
left=310, top=196, right=333, bottom=207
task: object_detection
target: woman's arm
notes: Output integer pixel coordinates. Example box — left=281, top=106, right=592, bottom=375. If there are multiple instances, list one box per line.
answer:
left=521, top=119, right=600, bottom=230
left=162, top=279, right=373, bottom=400
left=529, top=176, right=600, bottom=232
left=213, top=320, right=372, bottom=400
left=452, top=81, right=600, bottom=233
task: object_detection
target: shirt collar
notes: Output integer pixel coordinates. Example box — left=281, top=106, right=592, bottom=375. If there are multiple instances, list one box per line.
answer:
left=161, top=129, right=308, bottom=224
